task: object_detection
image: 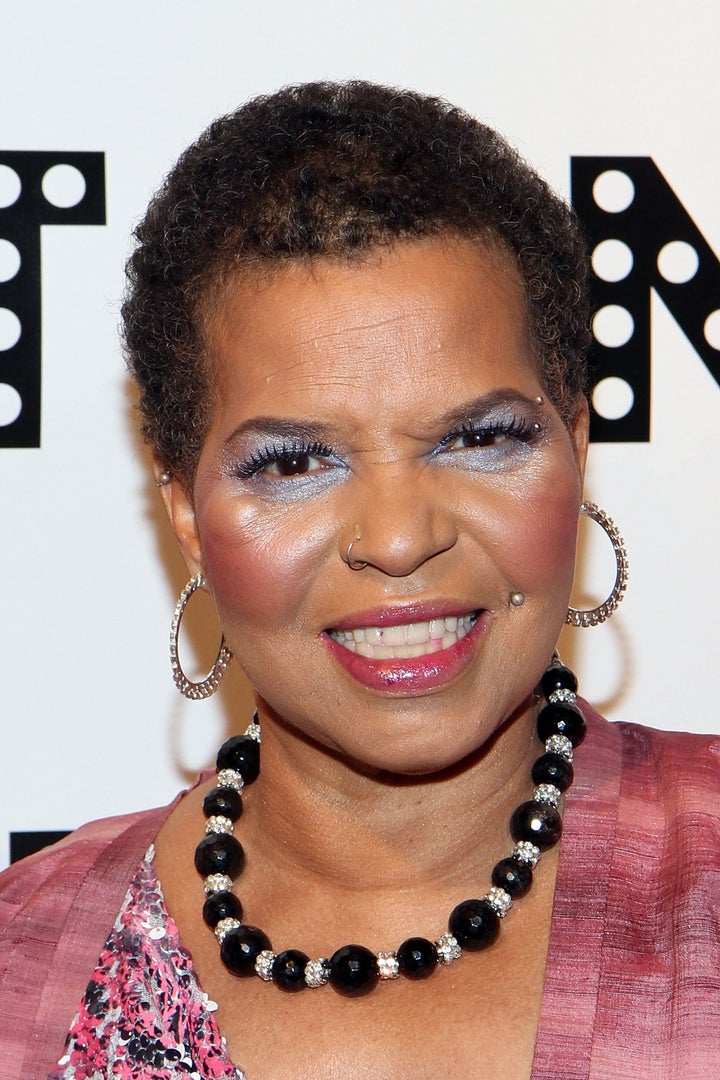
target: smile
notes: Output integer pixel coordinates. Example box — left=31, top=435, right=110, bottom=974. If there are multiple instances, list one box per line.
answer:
left=328, top=614, right=478, bottom=660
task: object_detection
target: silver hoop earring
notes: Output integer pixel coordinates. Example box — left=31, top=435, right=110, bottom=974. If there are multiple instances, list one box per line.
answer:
left=343, top=536, right=368, bottom=571
left=566, top=502, right=629, bottom=627
left=170, top=574, right=233, bottom=699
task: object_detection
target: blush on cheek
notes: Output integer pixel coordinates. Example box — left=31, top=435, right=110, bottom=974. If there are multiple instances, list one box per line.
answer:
left=508, top=488, right=580, bottom=595
left=198, top=498, right=330, bottom=635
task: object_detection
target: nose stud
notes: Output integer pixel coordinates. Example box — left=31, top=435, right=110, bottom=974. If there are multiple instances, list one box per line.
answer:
left=343, top=535, right=368, bottom=571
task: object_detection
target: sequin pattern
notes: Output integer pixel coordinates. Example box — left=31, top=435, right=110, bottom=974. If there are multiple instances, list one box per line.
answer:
left=49, top=849, right=244, bottom=1080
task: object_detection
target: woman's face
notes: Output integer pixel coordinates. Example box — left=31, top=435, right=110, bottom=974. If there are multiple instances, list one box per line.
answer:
left=167, top=237, right=588, bottom=775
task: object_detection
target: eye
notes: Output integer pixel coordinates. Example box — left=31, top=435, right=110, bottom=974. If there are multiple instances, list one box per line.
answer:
left=441, top=416, right=538, bottom=454
left=447, top=428, right=515, bottom=450
left=236, top=440, right=336, bottom=480
left=264, top=449, right=328, bottom=477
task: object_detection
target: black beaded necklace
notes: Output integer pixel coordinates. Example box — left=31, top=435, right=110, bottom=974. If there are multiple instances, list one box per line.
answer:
left=194, top=659, right=585, bottom=997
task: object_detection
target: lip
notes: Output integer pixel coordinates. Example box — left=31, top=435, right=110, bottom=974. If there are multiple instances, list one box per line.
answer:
left=322, top=608, right=490, bottom=695
left=329, top=600, right=476, bottom=631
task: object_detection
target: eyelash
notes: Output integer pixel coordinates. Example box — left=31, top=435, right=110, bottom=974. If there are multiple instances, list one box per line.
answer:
left=437, top=415, right=540, bottom=452
left=235, top=439, right=334, bottom=479
left=235, top=414, right=541, bottom=480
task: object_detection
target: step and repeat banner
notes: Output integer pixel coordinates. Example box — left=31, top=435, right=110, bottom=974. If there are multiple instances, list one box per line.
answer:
left=2, top=1, right=718, bottom=866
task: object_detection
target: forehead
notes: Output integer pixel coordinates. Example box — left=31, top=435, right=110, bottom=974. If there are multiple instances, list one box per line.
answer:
left=203, top=237, right=538, bottom=416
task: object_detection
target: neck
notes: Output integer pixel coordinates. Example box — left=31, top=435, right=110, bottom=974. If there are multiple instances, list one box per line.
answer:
left=244, top=694, right=540, bottom=896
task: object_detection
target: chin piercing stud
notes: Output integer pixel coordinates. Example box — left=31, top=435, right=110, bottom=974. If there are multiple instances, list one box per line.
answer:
left=509, top=591, right=526, bottom=607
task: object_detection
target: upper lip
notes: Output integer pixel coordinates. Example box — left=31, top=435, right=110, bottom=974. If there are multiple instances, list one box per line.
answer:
left=328, top=600, right=481, bottom=632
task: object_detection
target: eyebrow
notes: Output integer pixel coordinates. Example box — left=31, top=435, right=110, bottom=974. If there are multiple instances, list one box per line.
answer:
left=223, top=389, right=544, bottom=446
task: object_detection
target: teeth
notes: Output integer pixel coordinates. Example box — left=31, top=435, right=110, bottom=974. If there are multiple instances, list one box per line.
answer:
left=330, top=614, right=476, bottom=659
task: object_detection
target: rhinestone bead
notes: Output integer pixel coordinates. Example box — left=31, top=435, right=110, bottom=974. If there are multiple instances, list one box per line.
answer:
left=272, top=950, right=310, bottom=992
left=329, top=945, right=380, bottom=997
left=205, top=815, right=234, bottom=835
left=245, top=720, right=262, bottom=742
left=204, top=873, right=234, bottom=895
left=255, top=949, right=276, bottom=981
left=544, top=734, right=573, bottom=761
left=513, top=841, right=541, bottom=867
left=397, top=937, right=438, bottom=980
left=435, top=932, right=462, bottom=965
left=214, top=917, right=241, bottom=943
left=304, top=958, right=331, bottom=988
left=376, top=951, right=400, bottom=979
left=216, top=769, right=245, bottom=793
left=533, top=783, right=561, bottom=807
left=448, top=899, right=500, bottom=950
left=484, top=886, right=512, bottom=917
left=549, top=687, right=577, bottom=705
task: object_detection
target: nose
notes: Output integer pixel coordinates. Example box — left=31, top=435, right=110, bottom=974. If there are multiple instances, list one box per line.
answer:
left=343, top=466, right=458, bottom=578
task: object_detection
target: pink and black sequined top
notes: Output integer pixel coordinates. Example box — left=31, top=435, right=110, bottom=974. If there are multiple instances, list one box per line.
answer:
left=49, top=850, right=244, bottom=1080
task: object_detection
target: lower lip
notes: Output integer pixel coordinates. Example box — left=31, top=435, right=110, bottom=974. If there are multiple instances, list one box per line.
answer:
left=322, top=611, right=490, bottom=695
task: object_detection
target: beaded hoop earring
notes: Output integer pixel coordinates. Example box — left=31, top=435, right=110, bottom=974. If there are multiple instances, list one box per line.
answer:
left=170, top=574, right=233, bottom=699
left=566, top=502, right=629, bottom=627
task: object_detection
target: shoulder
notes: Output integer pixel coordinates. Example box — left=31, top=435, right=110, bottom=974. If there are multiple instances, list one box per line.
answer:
left=0, top=800, right=181, bottom=1078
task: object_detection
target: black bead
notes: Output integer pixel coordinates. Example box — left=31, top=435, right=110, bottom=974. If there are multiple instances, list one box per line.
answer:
left=397, top=937, right=438, bottom=980
left=202, top=786, right=243, bottom=821
left=510, top=800, right=562, bottom=851
left=448, top=898, right=500, bottom=951
left=531, top=753, right=574, bottom=792
left=216, top=736, right=260, bottom=783
left=329, top=945, right=379, bottom=997
left=202, top=890, right=243, bottom=928
left=272, top=949, right=310, bottom=992
left=536, top=702, right=586, bottom=747
left=540, top=663, right=578, bottom=699
left=194, top=833, right=245, bottom=879
left=491, top=856, right=533, bottom=898
left=220, top=925, right=271, bottom=977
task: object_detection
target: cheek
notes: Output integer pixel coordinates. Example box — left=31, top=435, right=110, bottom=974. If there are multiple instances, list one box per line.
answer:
left=507, top=478, right=580, bottom=594
left=197, top=492, right=335, bottom=634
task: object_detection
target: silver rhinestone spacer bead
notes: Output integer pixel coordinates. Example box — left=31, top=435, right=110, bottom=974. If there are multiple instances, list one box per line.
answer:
left=255, top=949, right=276, bottom=981
left=204, top=873, right=234, bottom=895
left=549, top=687, right=577, bottom=705
left=545, top=734, right=574, bottom=762
left=376, top=951, right=400, bottom=979
left=533, top=783, right=562, bottom=807
left=305, top=957, right=331, bottom=987
left=205, top=815, right=234, bottom=835
left=214, top=917, right=241, bottom=943
left=245, top=719, right=262, bottom=743
left=513, top=841, right=541, bottom=867
left=435, top=932, right=462, bottom=965
left=216, top=769, right=245, bottom=793
left=485, top=886, right=513, bottom=917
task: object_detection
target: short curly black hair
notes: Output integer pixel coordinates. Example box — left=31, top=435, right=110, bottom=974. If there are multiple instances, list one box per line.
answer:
left=123, top=80, right=590, bottom=485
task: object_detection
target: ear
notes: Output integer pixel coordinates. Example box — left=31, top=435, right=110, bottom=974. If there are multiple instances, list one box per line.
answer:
left=153, top=458, right=205, bottom=577
left=568, top=398, right=590, bottom=485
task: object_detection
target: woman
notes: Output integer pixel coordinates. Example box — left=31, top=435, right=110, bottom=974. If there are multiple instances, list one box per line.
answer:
left=1, top=81, right=718, bottom=1079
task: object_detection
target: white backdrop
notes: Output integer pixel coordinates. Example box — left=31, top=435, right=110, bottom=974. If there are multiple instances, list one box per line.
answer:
left=2, top=0, right=719, bottom=868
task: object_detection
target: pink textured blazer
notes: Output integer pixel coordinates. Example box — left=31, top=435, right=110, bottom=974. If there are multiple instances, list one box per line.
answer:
left=1, top=706, right=719, bottom=1079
